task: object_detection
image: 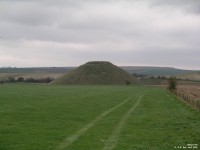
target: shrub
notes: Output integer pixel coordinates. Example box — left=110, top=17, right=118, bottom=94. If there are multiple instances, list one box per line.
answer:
left=168, top=76, right=177, bottom=91
left=17, top=77, right=24, bottom=82
left=150, top=76, right=155, bottom=79
left=24, top=77, right=54, bottom=83
left=125, top=80, right=130, bottom=85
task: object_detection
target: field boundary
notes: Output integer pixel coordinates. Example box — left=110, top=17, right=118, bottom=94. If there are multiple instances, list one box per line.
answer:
left=102, top=95, right=144, bottom=150
left=56, top=95, right=135, bottom=150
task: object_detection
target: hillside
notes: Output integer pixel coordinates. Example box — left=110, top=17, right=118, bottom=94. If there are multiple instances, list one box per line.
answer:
left=51, top=61, right=138, bottom=85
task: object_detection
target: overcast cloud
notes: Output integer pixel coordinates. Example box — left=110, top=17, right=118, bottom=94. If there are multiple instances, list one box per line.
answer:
left=0, top=0, right=200, bottom=69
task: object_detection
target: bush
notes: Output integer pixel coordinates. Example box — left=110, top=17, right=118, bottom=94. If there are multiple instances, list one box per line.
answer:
left=17, top=77, right=24, bottom=82
left=150, top=76, right=155, bottom=79
left=6, top=76, right=54, bottom=83
left=168, top=76, right=177, bottom=91
left=24, top=77, right=54, bottom=83
left=125, top=80, right=130, bottom=85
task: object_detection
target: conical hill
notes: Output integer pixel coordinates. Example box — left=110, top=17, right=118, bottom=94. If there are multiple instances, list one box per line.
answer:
left=51, top=61, right=139, bottom=85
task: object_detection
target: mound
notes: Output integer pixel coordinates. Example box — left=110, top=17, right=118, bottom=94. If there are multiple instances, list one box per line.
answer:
left=51, top=61, right=139, bottom=85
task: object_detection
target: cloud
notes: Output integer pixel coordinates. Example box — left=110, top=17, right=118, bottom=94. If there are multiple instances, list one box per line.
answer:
left=0, top=0, right=199, bottom=69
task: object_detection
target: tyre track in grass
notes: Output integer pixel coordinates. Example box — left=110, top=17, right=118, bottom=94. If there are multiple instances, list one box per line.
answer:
left=56, top=95, right=134, bottom=150
left=102, top=95, right=144, bottom=150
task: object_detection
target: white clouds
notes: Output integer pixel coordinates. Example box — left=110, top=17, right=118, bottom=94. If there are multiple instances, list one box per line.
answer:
left=0, top=39, right=93, bottom=66
left=0, top=1, right=53, bottom=26
left=0, top=0, right=199, bottom=69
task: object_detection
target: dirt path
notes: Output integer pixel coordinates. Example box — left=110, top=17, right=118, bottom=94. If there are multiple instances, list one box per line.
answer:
left=102, top=95, right=144, bottom=150
left=56, top=95, right=135, bottom=150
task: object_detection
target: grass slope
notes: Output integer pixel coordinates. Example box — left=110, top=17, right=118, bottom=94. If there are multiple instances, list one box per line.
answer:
left=0, top=84, right=200, bottom=150
left=51, top=61, right=138, bottom=85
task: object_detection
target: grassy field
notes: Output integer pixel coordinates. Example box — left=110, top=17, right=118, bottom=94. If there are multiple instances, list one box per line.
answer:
left=0, top=84, right=200, bottom=150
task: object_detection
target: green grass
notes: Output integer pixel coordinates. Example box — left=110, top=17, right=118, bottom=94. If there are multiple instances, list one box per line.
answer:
left=0, top=84, right=200, bottom=150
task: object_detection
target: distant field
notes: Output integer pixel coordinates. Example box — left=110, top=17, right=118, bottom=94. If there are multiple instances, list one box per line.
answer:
left=0, top=73, right=64, bottom=80
left=177, top=72, right=200, bottom=81
left=0, top=67, right=74, bottom=73
left=0, top=84, right=200, bottom=150
left=0, top=67, right=73, bottom=81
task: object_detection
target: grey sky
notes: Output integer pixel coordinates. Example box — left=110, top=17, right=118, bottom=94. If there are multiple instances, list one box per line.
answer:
left=0, top=0, right=200, bottom=69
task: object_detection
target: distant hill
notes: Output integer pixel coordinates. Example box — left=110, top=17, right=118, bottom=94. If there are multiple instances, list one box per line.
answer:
left=51, top=61, right=139, bottom=85
left=121, top=66, right=195, bottom=76
left=0, top=66, right=198, bottom=81
left=0, top=67, right=74, bottom=73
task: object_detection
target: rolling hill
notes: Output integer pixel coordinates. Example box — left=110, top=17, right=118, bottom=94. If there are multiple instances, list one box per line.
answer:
left=121, top=66, right=195, bottom=76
